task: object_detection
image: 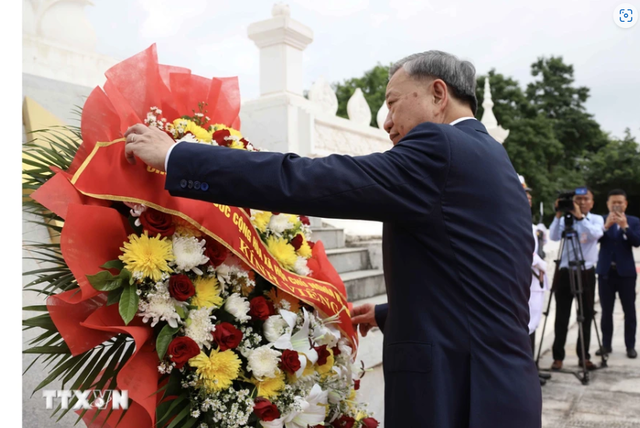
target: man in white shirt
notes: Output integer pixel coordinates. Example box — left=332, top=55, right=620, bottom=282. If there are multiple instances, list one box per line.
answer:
left=548, top=188, right=604, bottom=371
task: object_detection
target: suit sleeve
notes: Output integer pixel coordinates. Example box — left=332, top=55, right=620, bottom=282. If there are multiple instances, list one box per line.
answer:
left=164, top=125, right=450, bottom=223
left=374, top=303, right=388, bottom=333
left=625, top=217, right=640, bottom=247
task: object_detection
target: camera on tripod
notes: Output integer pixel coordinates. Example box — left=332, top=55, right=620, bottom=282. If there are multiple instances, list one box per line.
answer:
left=556, top=187, right=588, bottom=214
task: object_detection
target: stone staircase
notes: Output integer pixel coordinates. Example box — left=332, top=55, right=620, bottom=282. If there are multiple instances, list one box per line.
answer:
left=309, top=217, right=386, bottom=301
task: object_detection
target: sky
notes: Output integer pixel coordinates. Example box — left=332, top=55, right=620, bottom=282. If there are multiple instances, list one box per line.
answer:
left=80, top=0, right=640, bottom=141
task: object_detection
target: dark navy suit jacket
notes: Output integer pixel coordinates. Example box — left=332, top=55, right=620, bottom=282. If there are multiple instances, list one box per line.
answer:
left=165, top=119, right=541, bottom=428
left=596, top=215, right=640, bottom=277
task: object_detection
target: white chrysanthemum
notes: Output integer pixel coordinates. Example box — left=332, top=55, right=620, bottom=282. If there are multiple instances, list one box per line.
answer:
left=138, top=283, right=182, bottom=328
left=247, top=345, right=281, bottom=379
left=184, top=307, right=216, bottom=349
left=294, top=256, right=311, bottom=276
left=224, top=293, right=251, bottom=322
left=268, top=214, right=294, bottom=234
left=264, top=315, right=288, bottom=343
left=179, top=133, right=199, bottom=143
left=172, top=234, right=209, bottom=274
left=338, top=338, right=353, bottom=358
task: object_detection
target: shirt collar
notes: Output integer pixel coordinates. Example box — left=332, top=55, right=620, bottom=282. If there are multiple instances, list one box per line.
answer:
left=449, top=117, right=476, bottom=126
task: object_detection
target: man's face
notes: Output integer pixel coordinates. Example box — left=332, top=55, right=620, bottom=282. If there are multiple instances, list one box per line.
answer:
left=607, top=195, right=628, bottom=213
left=574, top=191, right=594, bottom=214
left=383, top=68, right=438, bottom=145
left=526, top=192, right=532, bottom=208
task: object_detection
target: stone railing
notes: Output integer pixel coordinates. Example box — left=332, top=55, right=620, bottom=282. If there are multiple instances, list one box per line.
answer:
left=306, top=76, right=391, bottom=156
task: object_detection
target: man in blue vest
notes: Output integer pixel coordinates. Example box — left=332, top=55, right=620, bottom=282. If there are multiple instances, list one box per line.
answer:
left=596, top=189, right=640, bottom=359
left=123, top=50, right=541, bottom=428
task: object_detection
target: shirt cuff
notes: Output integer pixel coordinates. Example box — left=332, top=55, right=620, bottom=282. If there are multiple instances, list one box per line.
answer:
left=165, top=141, right=182, bottom=173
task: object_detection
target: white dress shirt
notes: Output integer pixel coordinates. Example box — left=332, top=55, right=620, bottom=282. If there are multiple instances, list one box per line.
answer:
left=549, top=212, right=604, bottom=269
left=449, top=117, right=476, bottom=126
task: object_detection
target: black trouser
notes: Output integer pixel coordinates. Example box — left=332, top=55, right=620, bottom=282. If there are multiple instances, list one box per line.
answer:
left=552, top=267, right=596, bottom=361
left=599, top=269, right=637, bottom=351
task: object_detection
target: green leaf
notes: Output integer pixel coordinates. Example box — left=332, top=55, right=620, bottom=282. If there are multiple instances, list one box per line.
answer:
left=87, top=270, right=124, bottom=292
left=119, top=283, right=139, bottom=325
left=175, top=304, right=186, bottom=319
left=23, top=345, right=70, bottom=354
left=101, top=260, right=125, bottom=271
left=166, top=404, right=190, bottom=428
left=107, top=287, right=124, bottom=306
left=156, top=324, right=180, bottom=360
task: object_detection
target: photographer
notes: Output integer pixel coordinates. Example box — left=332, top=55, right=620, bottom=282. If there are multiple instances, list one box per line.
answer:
left=596, top=189, right=640, bottom=359
left=549, top=188, right=604, bottom=371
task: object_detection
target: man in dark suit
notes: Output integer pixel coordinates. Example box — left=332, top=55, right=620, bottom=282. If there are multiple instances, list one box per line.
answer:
left=124, top=50, right=541, bottom=428
left=596, top=189, right=640, bottom=359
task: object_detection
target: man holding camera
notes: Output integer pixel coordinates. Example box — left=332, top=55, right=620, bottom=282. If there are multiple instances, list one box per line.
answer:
left=549, top=188, right=604, bottom=370
left=596, top=189, right=640, bottom=359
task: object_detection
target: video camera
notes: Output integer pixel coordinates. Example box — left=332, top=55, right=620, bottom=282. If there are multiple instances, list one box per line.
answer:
left=555, top=187, right=588, bottom=213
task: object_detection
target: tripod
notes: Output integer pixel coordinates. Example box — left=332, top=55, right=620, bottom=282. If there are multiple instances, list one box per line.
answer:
left=535, top=212, right=607, bottom=385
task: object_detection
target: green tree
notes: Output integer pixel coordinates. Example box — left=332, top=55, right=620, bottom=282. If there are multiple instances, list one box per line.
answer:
left=526, top=57, right=608, bottom=160
left=584, top=129, right=640, bottom=217
left=333, top=64, right=391, bottom=128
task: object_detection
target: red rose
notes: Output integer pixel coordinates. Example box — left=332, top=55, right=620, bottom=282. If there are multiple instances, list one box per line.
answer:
left=280, top=349, right=301, bottom=374
left=308, top=241, right=315, bottom=249
left=300, top=216, right=310, bottom=225
left=167, top=336, right=200, bottom=369
left=249, top=296, right=275, bottom=321
left=361, top=418, right=379, bottom=428
left=204, top=237, right=229, bottom=267
left=253, top=398, right=280, bottom=421
left=315, top=345, right=331, bottom=366
left=272, top=212, right=280, bottom=215
left=332, top=415, right=355, bottom=428
left=290, top=234, right=304, bottom=251
left=332, top=346, right=341, bottom=356
left=354, top=379, right=361, bottom=390
left=212, top=129, right=231, bottom=146
left=213, top=322, right=243, bottom=351
left=140, top=208, right=175, bottom=237
left=168, top=274, right=195, bottom=301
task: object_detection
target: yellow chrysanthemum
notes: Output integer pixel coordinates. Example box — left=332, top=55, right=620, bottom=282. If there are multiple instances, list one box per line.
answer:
left=228, top=139, right=245, bottom=150
left=188, top=349, right=241, bottom=392
left=297, top=237, right=313, bottom=259
left=266, top=236, right=298, bottom=271
left=119, top=232, right=174, bottom=282
left=211, top=123, right=243, bottom=139
left=267, top=287, right=301, bottom=313
left=316, top=349, right=335, bottom=375
left=191, top=276, right=223, bottom=309
left=185, top=121, right=212, bottom=142
left=251, top=211, right=272, bottom=233
left=252, top=371, right=286, bottom=398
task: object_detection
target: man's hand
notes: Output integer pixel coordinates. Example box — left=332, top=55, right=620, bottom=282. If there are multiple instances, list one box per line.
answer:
left=604, top=214, right=618, bottom=231
left=554, top=199, right=562, bottom=219
left=614, top=212, right=629, bottom=229
left=571, top=201, right=583, bottom=220
left=351, top=304, right=378, bottom=337
left=124, top=124, right=176, bottom=171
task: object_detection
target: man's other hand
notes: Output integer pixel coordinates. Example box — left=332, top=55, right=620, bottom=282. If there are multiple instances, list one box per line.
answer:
left=124, top=124, right=175, bottom=171
left=351, top=303, right=378, bottom=337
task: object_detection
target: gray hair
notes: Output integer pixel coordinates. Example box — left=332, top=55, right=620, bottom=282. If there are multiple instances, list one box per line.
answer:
left=389, top=51, right=478, bottom=115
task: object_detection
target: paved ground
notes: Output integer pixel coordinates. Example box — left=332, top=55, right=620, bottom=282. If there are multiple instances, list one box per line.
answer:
left=538, top=273, right=640, bottom=428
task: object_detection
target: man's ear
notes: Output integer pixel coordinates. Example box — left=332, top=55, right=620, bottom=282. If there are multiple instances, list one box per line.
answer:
left=431, top=79, right=448, bottom=105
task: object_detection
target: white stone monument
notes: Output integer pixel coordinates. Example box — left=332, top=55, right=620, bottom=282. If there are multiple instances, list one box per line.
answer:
left=480, top=78, right=510, bottom=143
left=240, top=2, right=391, bottom=158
